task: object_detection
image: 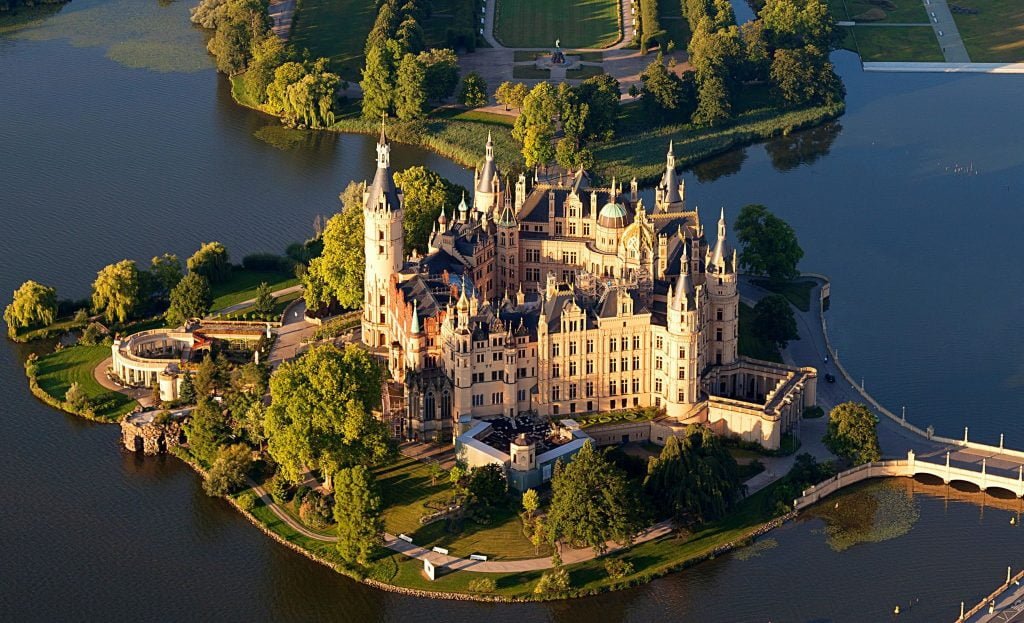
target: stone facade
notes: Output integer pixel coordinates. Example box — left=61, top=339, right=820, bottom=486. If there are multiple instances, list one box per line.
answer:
left=362, top=125, right=816, bottom=450
left=120, top=409, right=188, bottom=454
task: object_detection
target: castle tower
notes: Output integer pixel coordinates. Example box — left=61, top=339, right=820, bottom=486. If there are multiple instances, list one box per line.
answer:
left=655, top=141, right=685, bottom=212
left=664, top=244, right=704, bottom=419
left=705, top=208, right=738, bottom=367
left=495, top=185, right=519, bottom=295
left=473, top=131, right=501, bottom=216
left=361, top=119, right=405, bottom=350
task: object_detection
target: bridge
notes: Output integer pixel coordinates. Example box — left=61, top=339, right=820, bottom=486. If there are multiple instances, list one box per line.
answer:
left=795, top=449, right=1024, bottom=511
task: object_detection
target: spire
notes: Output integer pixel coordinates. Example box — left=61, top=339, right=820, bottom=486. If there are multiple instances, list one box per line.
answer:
left=486, top=130, right=494, bottom=161
left=660, top=140, right=682, bottom=206
left=438, top=205, right=447, bottom=226
left=366, top=115, right=399, bottom=211
left=718, top=207, right=727, bottom=241
left=411, top=300, right=421, bottom=334
left=376, top=114, right=390, bottom=169
left=710, top=207, right=732, bottom=272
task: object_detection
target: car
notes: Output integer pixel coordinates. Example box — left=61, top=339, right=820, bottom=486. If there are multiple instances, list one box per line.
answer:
left=825, top=373, right=836, bottom=384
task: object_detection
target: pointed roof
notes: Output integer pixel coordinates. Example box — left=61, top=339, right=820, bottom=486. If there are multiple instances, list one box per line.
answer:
left=709, top=207, right=733, bottom=271
left=476, top=131, right=499, bottom=194
left=411, top=300, right=421, bottom=333
left=660, top=141, right=683, bottom=206
left=366, top=116, right=401, bottom=212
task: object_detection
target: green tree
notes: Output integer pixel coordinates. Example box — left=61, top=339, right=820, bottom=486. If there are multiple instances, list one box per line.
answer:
left=395, top=15, right=425, bottom=54
left=734, top=204, right=804, bottom=283
left=418, top=48, right=460, bottom=102
left=467, top=463, right=507, bottom=510
left=521, top=488, right=540, bottom=519
left=643, top=425, right=744, bottom=525
left=206, top=0, right=270, bottom=75
left=91, top=260, right=141, bottom=323
left=770, top=44, right=844, bottom=106
left=4, top=280, right=57, bottom=336
left=264, top=344, right=392, bottom=486
left=393, top=166, right=465, bottom=252
left=246, top=34, right=290, bottom=104
left=573, top=74, right=621, bottom=140
left=534, top=556, right=571, bottom=595
left=65, top=382, right=90, bottom=411
left=640, top=54, right=685, bottom=119
left=692, top=72, right=731, bottom=126
left=267, top=61, right=307, bottom=112
left=752, top=294, right=798, bottom=350
left=333, top=465, right=384, bottom=565
left=459, top=72, right=489, bottom=108
left=186, top=399, right=230, bottom=464
left=179, top=371, right=197, bottom=404
left=824, top=402, right=881, bottom=465
left=187, top=241, right=231, bottom=284
left=395, top=53, right=428, bottom=121
left=547, top=441, right=642, bottom=554
left=149, top=253, right=184, bottom=296
left=512, top=81, right=558, bottom=168
left=253, top=281, right=274, bottom=315
left=285, top=60, right=341, bottom=128
left=495, top=81, right=515, bottom=111
left=203, top=443, right=253, bottom=496
left=305, top=182, right=365, bottom=310
left=361, top=42, right=397, bottom=119
left=166, top=273, right=213, bottom=326
left=194, top=354, right=220, bottom=399
left=760, top=0, right=832, bottom=49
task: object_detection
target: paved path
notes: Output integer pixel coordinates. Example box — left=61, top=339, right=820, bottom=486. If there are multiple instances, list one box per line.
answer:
left=212, top=284, right=303, bottom=316
left=93, top=356, right=152, bottom=408
left=268, top=0, right=296, bottom=40
left=267, top=299, right=317, bottom=367
left=922, top=0, right=971, bottom=62
left=863, top=62, right=1024, bottom=73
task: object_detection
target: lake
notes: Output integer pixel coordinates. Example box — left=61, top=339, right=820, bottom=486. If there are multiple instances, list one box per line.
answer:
left=1, top=1, right=1022, bottom=621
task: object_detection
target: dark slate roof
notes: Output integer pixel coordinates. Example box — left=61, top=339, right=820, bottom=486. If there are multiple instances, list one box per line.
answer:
left=520, top=186, right=629, bottom=225
left=366, top=164, right=401, bottom=212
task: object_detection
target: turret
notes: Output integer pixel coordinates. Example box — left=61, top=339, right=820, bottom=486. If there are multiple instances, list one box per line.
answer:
left=362, top=117, right=404, bottom=350
left=655, top=141, right=685, bottom=211
left=473, top=131, right=501, bottom=216
left=705, top=208, right=738, bottom=366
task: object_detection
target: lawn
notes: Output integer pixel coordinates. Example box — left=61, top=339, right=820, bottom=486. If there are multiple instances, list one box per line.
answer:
left=951, top=0, right=1024, bottom=62
left=494, top=0, right=622, bottom=48
left=575, top=406, right=660, bottom=429
left=290, top=0, right=378, bottom=79
left=374, top=456, right=544, bottom=559
left=753, top=278, right=815, bottom=312
left=659, top=0, right=692, bottom=48
left=210, top=268, right=300, bottom=312
left=34, top=345, right=137, bottom=420
left=738, top=302, right=782, bottom=363
left=839, top=25, right=944, bottom=61
left=827, top=0, right=929, bottom=22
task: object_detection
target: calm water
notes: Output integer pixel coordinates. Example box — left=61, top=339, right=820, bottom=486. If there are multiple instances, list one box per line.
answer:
left=1, top=1, right=1023, bottom=621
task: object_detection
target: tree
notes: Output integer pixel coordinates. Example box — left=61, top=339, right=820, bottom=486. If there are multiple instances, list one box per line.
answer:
left=395, top=53, right=428, bottom=121
left=533, top=556, right=571, bottom=595
left=179, top=371, right=197, bottom=404
left=546, top=442, right=642, bottom=554
left=247, top=34, right=290, bottom=104
left=149, top=254, right=183, bottom=296
left=284, top=60, right=341, bottom=128
left=305, top=182, right=365, bottom=310
left=206, top=0, right=270, bottom=75
left=91, top=260, right=141, bottom=323
left=459, top=72, right=489, bottom=108
left=522, top=488, right=540, bottom=519
left=203, top=443, right=253, bottom=496
left=65, top=382, right=90, bottom=411
left=361, top=42, right=396, bottom=119
left=267, top=61, right=307, bottom=113
left=166, top=273, right=213, bottom=326
left=494, top=81, right=515, bottom=111
left=639, top=54, right=687, bottom=120
left=4, top=280, right=57, bottom=336
left=573, top=74, right=621, bottom=140
left=760, top=0, right=832, bottom=49
left=734, top=204, right=804, bottom=283
left=264, top=344, right=392, bottom=486
left=692, top=72, right=731, bottom=126
left=187, top=242, right=231, bottom=284
left=333, top=465, right=384, bottom=565
left=418, top=48, right=460, bottom=102
left=393, top=166, right=464, bottom=252
left=194, top=354, right=220, bottom=399
left=512, top=82, right=558, bottom=168
left=752, top=294, right=798, bottom=350
left=824, top=402, right=881, bottom=465
left=186, top=399, right=230, bottom=464
left=253, top=281, right=274, bottom=315
left=643, top=426, right=744, bottom=525
left=467, top=464, right=507, bottom=510
left=770, top=44, right=844, bottom=106
left=395, top=14, right=425, bottom=54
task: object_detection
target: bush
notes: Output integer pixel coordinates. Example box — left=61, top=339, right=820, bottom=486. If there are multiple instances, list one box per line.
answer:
left=299, top=492, right=334, bottom=530
left=467, top=577, right=496, bottom=593
left=203, top=443, right=254, bottom=497
left=64, top=382, right=90, bottom=411
left=803, top=405, right=825, bottom=419
left=242, top=253, right=292, bottom=272
left=604, top=558, right=635, bottom=580
left=78, top=322, right=105, bottom=346
left=270, top=473, right=294, bottom=503
left=534, top=565, right=571, bottom=595
left=236, top=490, right=258, bottom=512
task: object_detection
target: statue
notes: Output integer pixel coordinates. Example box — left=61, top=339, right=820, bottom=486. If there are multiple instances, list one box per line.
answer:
left=551, top=39, right=566, bottom=66
left=555, top=38, right=560, bottom=49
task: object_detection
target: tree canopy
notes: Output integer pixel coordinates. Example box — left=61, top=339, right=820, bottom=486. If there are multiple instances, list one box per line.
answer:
left=512, top=82, right=558, bottom=168
left=266, top=58, right=341, bottom=128
left=203, top=443, right=253, bottom=496
left=395, top=53, right=428, bottom=121
left=264, top=344, right=392, bottom=484
left=186, top=398, right=231, bottom=464
left=166, top=272, right=213, bottom=326
left=333, top=465, right=384, bottom=565
left=393, top=166, right=465, bottom=253
left=734, top=204, right=804, bottom=283
left=205, top=0, right=271, bottom=75
left=459, top=72, right=489, bottom=108
left=4, top=280, right=57, bottom=336
left=752, top=294, right=798, bottom=350
left=149, top=253, right=184, bottom=297
left=91, top=260, right=141, bottom=324
left=304, top=181, right=365, bottom=311
left=546, top=441, right=643, bottom=553
left=187, top=241, right=231, bottom=284
left=644, top=425, right=744, bottom=525
left=824, top=402, right=881, bottom=465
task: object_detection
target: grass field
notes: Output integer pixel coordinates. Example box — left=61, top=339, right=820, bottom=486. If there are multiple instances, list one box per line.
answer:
left=659, top=0, right=692, bottom=48
left=950, top=0, right=1024, bottom=62
left=827, top=0, right=929, bottom=22
left=753, top=279, right=815, bottom=312
left=35, top=345, right=137, bottom=420
left=494, top=0, right=622, bottom=48
left=290, top=0, right=377, bottom=79
left=210, top=268, right=299, bottom=312
left=840, top=25, right=944, bottom=61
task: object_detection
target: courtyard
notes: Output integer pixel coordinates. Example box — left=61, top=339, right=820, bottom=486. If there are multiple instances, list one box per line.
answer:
left=493, top=0, right=622, bottom=48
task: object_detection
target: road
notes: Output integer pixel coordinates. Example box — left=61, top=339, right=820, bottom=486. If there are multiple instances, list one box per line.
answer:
left=213, top=284, right=303, bottom=316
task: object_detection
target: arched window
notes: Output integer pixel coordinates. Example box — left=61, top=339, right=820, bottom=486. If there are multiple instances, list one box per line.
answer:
left=424, top=392, right=436, bottom=421
left=440, top=391, right=451, bottom=421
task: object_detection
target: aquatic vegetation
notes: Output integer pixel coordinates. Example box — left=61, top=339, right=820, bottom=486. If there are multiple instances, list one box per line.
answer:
left=733, top=537, right=778, bottom=561
left=809, top=481, right=920, bottom=552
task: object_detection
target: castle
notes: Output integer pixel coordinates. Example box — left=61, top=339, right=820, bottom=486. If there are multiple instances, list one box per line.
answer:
left=362, top=124, right=816, bottom=452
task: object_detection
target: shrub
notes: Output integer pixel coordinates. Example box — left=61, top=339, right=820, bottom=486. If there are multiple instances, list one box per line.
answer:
left=65, top=382, right=90, bottom=411
left=534, top=565, right=571, bottom=595
left=236, top=490, right=258, bottom=512
left=242, top=253, right=291, bottom=272
left=604, top=558, right=635, bottom=580
left=78, top=322, right=105, bottom=346
left=270, top=473, right=294, bottom=503
left=203, top=443, right=254, bottom=497
left=299, top=492, right=334, bottom=530
left=467, top=577, right=496, bottom=593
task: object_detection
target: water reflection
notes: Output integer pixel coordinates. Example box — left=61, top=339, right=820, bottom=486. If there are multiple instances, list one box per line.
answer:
left=764, top=121, right=843, bottom=172
left=687, top=147, right=748, bottom=183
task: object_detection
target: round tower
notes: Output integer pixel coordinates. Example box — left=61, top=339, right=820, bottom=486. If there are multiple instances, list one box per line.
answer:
left=705, top=208, right=738, bottom=366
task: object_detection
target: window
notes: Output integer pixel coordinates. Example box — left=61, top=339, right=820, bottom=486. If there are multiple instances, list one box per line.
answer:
left=517, top=389, right=526, bottom=401
left=716, top=308, right=724, bottom=321
left=656, top=336, right=663, bottom=350
left=473, top=394, right=484, bottom=406
left=678, top=390, right=685, bottom=402
left=656, top=356, right=663, bottom=371
left=586, top=360, right=594, bottom=374
left=609, top=359, right=617, bottom=373
left=568, top=223, right=577, bottom=236
left=716, top=328, right=723, bottom=342
left=551, top=385, right=560, bottom=401
left=609, top=338, right=617, bottom=352
left=552, top=343, right=560, bottom=357
left=569, top=383, right=578, bottom=399
left=621, top=337, right=628, bottom=351
left=586, top=339, right=594, bottom=354
left=633, top=335, right=640, bottom=350
left=583, top=223, right=591, bottom=236
left=424, top=393, right=437, bottom=420
left=608, top=381, right=617, bottom=396
left=569, top=341, right=577, bottom=355
left=655, top=378, right=663, bottom=393
left=633, top=356, right=640, bottom=370
left=678, top=347, right=686, bottom=359
left=555, top=222, right=563, bottom=235
left=716, top=351, right=722, bottom=365
left=585, top=381, right=594, bottom=397
left=632, top=378, right=640, bottom=394
left=517, top=367, right=527, bottom=379
left=569, top=361, right=577, bottom=377
left=492, top=392, right=504, bottom=405
left=621, top=357, right=628, bottom=371
left=552, top=364, right=561, bottom=378
left=491, top=371, right=501, bottom=381
left=678, top=368, right=685, bottom=380
left=620, top=379, right=628, bottom=394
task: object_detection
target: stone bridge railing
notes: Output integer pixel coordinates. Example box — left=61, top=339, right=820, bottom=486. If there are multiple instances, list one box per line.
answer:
left=794, top=451, right=1024, bottom=511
